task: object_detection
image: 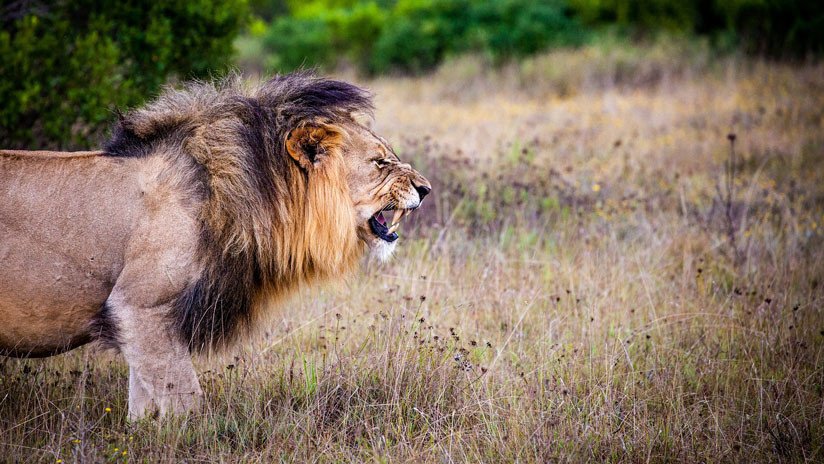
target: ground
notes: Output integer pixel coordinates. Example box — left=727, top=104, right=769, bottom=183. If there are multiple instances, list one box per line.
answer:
left=2, top=42, right=823, bottom=462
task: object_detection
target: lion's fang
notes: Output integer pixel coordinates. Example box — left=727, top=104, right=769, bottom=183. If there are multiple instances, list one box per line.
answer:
left=388, top=209, right=409, bottom=233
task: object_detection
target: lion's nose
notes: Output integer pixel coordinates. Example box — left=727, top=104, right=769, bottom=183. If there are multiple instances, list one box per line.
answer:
left=414, top=184, right=431, bottom=200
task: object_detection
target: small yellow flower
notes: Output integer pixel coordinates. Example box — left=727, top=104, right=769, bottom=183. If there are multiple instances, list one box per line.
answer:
left=56, top=460, right=63, bottom=463
left=72, top=439, right=81, bottom=444
left=592, top=183, right=601, bottom=192
left=114, top=448, right=119, bottom=452
left=122, top=451, right=128, bottom=456
left=104, top=407, right=112, bottom=413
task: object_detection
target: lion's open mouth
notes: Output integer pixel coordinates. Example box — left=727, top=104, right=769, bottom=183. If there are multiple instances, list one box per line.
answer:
left=369, top=208, right=410, bottom=243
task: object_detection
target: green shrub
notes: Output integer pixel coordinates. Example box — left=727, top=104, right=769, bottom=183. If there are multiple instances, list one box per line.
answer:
left=327, top=2, right=387, bottom=69
left=0, top=15, right=121, bottom=149
left=569, top=0, right=710, bottom=32
left=468, top=0, right=586, bottom=61
left=727, top=0, right=824, bottom=57
left=0, top=0, right=248, bottom=149
left=249, top=0, right=289, bottom=21
left=258, top=0, right=824, bottom=77
left=264, top=16, right=336, bottom=71
left=370, top=0, right=474, bottom=74
left=569, top=0, right=824, bottom=57
left=265, top=1, right=386, bottom=72
left=264, top=0, right=585, bottom=75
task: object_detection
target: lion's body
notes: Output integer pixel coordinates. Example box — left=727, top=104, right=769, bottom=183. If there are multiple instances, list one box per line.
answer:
left=0, top=151, right=144, bottom=355
left=0, top=73, right=430, bottom=419
left=1, top=146, right=207, bottom=416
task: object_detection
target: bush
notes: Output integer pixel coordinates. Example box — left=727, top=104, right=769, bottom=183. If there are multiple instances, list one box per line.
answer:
left=467, top=0, right=587, bottom=61
left=258, top=0, right=824, bottom=77
left=0, top=0, right=248, bottom=149
left=327, top=2, right=387, bottom=69
left=372, top=0, right=585, bottom=73
left=370, top=0, right=474, bottom=74
left=266, top=0, right=824, bottom=74
left=265, top=1, right=386, bottom=72
left=262, top=0, right=586, bottom=75
left=249, top=0, right=289, bottom=22
left=569, top=0, right=824, bottom=57
left=265, top=16, right=336, bottom=71
left=728, top=0, right=824, bottom=57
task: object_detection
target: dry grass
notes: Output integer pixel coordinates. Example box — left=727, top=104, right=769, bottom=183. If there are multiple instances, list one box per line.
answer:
left=2, top=42, right=823, bottom=462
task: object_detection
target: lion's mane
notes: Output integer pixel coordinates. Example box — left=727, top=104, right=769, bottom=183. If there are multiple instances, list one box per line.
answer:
left=104, top=72, right=374, bottom=352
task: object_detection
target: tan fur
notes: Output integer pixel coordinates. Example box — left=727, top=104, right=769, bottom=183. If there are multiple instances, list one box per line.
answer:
left=0, top=75, right=430, bottom=419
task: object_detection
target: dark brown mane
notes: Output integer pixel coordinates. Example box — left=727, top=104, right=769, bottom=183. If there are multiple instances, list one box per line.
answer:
left=104, top=72, right=373, bottom=352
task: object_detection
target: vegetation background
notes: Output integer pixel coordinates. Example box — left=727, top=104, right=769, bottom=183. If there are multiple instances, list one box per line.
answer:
left=1, top=0, right=823, bottom=462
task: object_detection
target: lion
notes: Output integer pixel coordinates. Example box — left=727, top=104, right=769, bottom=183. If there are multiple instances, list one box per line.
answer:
left=0, top=72, right=431, bottom=420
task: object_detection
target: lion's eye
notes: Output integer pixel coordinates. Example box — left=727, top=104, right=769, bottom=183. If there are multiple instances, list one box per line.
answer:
left=373, top=158, right=390, bottom=168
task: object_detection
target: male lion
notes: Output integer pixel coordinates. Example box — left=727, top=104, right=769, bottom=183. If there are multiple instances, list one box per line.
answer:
left=0, top=72, right=430, bottom=419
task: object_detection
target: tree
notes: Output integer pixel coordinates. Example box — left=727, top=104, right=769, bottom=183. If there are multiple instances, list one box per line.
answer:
left=0, top=0, right=249, bottom=149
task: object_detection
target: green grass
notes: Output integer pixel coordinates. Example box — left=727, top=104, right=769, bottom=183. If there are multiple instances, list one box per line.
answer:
left=2, top=44, right=823, bottom=462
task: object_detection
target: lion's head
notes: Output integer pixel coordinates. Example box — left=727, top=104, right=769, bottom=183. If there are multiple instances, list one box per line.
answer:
left=285, top=121, right=430, bottom=263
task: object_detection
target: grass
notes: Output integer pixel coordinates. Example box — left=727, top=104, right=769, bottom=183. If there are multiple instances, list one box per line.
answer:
left=2, top=42, right=824, bottom=462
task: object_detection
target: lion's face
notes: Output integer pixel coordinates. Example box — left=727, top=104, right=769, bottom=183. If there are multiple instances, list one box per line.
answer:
left=341, top=123, right=431, bottom=260
left=285, top=120, right=430, bottom=262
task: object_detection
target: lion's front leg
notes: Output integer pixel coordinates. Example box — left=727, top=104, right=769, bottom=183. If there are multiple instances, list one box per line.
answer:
left=103, top=204, right=202, bottom=420
left=109, top=298, right=203, bottom=420
left=125, top=350, right=203, bottom=420
left=123, top=337, right=202, bottom=420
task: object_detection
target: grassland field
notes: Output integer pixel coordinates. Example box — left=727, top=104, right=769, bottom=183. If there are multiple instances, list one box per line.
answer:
left=1, top=41, right=823, bottom=462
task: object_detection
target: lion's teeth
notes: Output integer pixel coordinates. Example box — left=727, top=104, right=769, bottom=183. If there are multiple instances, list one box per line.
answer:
left=387, top=209, right=408, bottom=234
left=392, top=209, right=404, bottom=227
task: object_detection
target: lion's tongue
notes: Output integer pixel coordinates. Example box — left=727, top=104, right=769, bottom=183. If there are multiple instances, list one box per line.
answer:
left=376, top=211, right=386, bottom=225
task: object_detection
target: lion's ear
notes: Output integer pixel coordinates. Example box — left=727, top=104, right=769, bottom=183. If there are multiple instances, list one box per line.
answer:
left=285, top=125, right=342, bottom=169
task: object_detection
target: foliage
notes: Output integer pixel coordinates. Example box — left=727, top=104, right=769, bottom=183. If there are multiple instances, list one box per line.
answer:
left=262, top=0, right=586, bottom=75
left=728, top=0, right=824, bottom=56
left=264, top=16, right=335, bottom=71
left=249, top=0, right=288, bottom=21
left=370, top=0, right=476, bottom=74
left=570, top=0, right=824, bottom=56
left=466, top=0, right=587, bottom=60
left=259, top=0, right=824, bottom=76
left=0, top=0, right=248, bottom=149
left=265, top=1, right=386, bottom=71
